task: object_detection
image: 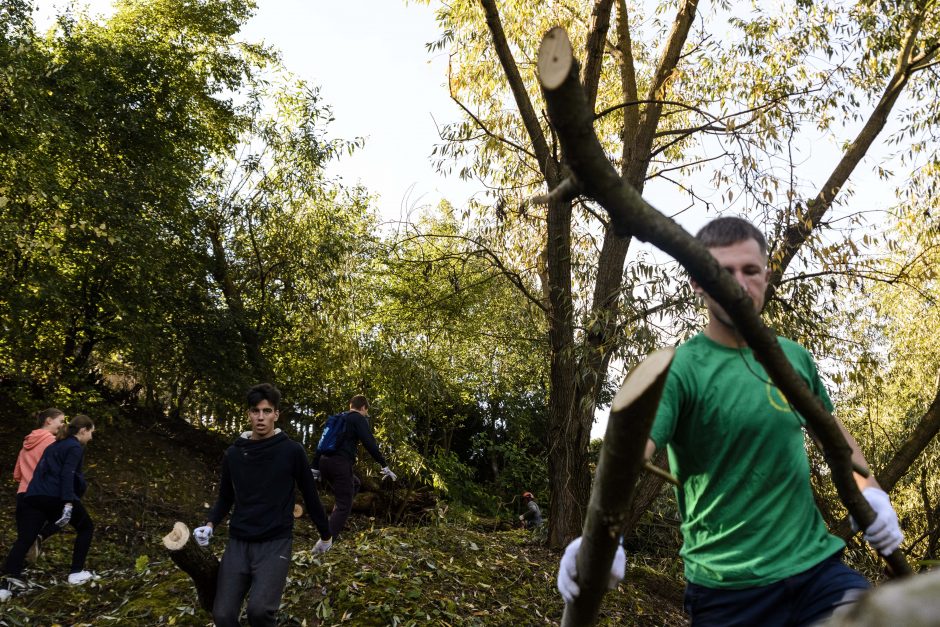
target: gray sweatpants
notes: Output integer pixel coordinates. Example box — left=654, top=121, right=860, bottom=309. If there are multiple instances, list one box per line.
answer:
left=212, top=536, right=293, bottom=627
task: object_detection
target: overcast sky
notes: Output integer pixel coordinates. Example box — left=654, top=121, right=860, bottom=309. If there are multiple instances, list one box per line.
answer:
left=33, top=0, right=477, bottom=224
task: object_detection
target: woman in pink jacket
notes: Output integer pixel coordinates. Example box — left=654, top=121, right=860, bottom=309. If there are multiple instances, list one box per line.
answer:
left=12, top=408, right=65, bottom=562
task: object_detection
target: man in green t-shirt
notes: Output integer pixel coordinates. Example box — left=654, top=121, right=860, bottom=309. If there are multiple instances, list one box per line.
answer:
left=557, top=217, right=904, bottom=625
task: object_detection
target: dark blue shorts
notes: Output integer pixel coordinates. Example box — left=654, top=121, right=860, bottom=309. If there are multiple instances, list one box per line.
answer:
left=683, top=551, right=870, bottom=627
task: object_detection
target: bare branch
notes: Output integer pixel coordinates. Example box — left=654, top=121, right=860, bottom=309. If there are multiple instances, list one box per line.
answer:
left=766, top=7, right=934, bottom=302
left=479, top=0, right=558, bottom=183
left=529, top=176, right=581, bottom=206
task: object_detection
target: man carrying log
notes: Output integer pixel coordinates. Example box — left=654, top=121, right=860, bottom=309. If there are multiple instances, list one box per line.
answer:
left=193, top=383, right=332, bottom=627
left=557, top=217, right=905, bottom=625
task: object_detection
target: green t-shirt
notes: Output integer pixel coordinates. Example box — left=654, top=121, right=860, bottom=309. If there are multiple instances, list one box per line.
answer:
left=649, top=333, right=844, bottom=588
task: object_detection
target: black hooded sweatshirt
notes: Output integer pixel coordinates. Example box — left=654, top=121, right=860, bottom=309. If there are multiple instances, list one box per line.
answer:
left=208, top=431, right=330, bottom=541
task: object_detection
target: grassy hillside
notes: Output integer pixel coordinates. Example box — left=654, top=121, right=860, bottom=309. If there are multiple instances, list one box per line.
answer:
left=0, top=402, right=686, bottom=626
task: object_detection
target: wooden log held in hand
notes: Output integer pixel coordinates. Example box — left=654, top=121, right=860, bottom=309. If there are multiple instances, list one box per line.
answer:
left=162, top=521, right=219, bottom=612
left=561, top=348, right=675, bottom=627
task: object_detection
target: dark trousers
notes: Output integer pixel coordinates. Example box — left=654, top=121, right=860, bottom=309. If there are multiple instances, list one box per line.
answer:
left=213, top=536, right=293, bottom=627
left=2, top=495, right=94, bottom=577
left=683, top=551, right=870, bottom=626
left=319, top=454, right=361, bottom=538
left=15, top=494, right=60, bottom=544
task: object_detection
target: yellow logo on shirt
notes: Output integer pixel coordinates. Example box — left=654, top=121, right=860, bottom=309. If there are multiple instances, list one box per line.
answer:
left=766, top=381, right=791, bottom=412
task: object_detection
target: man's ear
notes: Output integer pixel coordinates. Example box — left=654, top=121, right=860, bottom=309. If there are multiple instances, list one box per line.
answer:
left=690, top=277, right=703, bottom=296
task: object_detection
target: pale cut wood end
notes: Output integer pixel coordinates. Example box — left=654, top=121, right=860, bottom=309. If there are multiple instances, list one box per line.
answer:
left=538, top=26, right=574, bottom=90
left=162, top=521, right=190, bottom=550
left=611, top=347, right=676, bottom=411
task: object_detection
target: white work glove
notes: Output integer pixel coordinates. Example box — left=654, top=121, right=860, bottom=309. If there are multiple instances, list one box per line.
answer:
left=380, top=466, right=397, bottom=482
left=556, top=536, right=626, bottom=604
left=519, top=515, right=525, bottom=521
left=311, top=468, right=321, bottom=481
left=313, top=537, right=333, bottom=554
left=193, top=525, right=213, bottom=547
left=55, top=503, right=73, bottom=528
left=851, top=487, right=904, bottom=555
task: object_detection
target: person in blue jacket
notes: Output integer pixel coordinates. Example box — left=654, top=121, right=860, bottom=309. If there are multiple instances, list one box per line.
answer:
left=311, top=395, right=397, bottom=543
left=1, top=414, right=97, bottom=601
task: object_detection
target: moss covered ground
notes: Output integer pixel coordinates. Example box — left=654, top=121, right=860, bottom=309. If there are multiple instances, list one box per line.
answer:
left=0, top=406, right=686, bottom=626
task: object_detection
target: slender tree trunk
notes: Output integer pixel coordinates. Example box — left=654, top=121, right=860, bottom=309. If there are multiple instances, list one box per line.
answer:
left=206, top=218, right=269, bottom=382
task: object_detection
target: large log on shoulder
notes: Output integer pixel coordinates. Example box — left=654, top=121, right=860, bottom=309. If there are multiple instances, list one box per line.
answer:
left=162, top=521, right=219, bottom=612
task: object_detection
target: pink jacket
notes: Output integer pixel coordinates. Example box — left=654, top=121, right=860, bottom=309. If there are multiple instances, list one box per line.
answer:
left=13, top=429, right=56, bottom=494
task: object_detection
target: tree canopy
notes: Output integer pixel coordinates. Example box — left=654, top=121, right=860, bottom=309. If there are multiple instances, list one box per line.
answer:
left=2, top=0, right=940, bottom=580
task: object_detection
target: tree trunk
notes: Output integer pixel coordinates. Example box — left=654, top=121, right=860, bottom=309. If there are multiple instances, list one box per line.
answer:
left=623, top=449, right=669, bottom=538
left=162, top=522, right=219, bottom=613
left=545, top=190, right=585, bottom=549
left=206, top=218, right=269, bottom=382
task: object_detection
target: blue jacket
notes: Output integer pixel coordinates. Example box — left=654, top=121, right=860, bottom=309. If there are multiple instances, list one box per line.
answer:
left=26, top=436, right=87, bottom=502
left=311, top=410, right=387, bottom=468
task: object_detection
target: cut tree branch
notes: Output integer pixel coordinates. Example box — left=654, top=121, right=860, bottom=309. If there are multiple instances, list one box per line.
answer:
left=562, top=348, right=675, bottom=626
left=537, top=29, right=912, bottom=617
left=162, top=522, right=219, bottom=612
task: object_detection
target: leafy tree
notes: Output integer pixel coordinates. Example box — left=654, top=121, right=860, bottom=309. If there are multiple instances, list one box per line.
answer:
left=418, top=0, right=940, bottom=546
left=362, top=204, right=550, bottom=509
left=0, top=0, right=256, bottom=397
left=832, top=166, right=940, bottom=561
left=190, top=75, right=370, bottom=420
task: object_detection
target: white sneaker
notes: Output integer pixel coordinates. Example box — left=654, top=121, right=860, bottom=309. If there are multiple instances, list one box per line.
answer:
left=0, top=588, right=11, bottom=602
left=67, top=571, right=99, bottom=585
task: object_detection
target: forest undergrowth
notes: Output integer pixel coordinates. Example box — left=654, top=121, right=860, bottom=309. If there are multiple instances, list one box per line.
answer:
left=0, top=402, right=686, bottom=626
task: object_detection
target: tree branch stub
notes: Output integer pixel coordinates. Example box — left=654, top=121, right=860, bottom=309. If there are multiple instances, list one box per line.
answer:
left=162, top=522, right=220, bottom=613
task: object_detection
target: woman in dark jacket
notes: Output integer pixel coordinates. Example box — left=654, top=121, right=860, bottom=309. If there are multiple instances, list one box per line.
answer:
left=1, top=415, right=97, bottom=601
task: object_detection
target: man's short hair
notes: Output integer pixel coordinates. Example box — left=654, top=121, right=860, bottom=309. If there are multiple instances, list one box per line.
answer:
left=247, top=383, right=281, bottom=409
left=349, top=394, right=369, bottom=411
left=695, top=216, right=768, bottom=257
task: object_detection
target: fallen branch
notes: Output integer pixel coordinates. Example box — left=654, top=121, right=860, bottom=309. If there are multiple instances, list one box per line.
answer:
left=162, top=522, right=219, bottom=613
